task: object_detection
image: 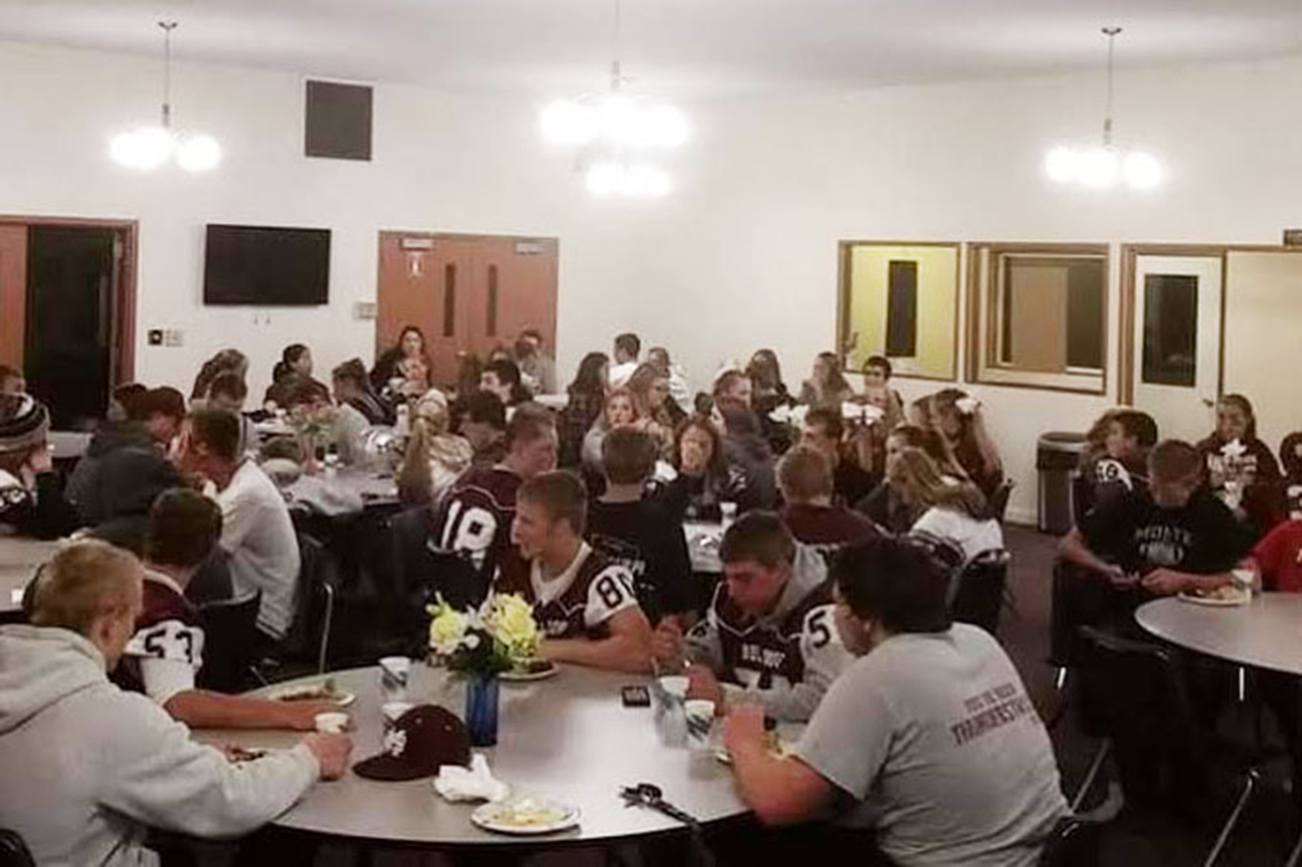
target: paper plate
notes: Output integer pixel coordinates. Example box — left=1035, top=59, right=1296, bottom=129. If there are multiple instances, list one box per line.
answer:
left=471, top=798, right=580, bottom=835
left=1177, top=589, right=1250, bottom=607
left=267, top=683, right=357, bottom=707
left=500, top=660, right=559, bottom=683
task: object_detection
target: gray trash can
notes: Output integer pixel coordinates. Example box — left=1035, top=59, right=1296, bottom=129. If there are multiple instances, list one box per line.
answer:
left=1037, top=432, right=1087, bottom=535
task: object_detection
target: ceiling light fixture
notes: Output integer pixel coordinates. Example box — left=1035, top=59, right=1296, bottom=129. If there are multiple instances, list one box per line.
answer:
left=110, top=21, right=221, bottom=172
left=540, top=0, right=686, bottom=197
left=1044, top=27, right=1161, bottom=191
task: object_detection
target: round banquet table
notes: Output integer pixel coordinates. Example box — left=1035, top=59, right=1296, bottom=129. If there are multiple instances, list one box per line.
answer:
left=194, top=663, right=777, bottom=849
left=1135, top=592, right=1302, bottom=675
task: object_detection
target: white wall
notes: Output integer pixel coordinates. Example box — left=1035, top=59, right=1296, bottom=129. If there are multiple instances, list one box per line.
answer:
left=0, top=41, right=638, bottom=402
left=618, top=55, right=1302, bottom=521
left=4, top=40, right=1302, bottom=522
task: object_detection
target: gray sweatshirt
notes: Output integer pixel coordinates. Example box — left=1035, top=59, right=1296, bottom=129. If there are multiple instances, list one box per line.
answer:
left=0, top=625, right=319, bottom=866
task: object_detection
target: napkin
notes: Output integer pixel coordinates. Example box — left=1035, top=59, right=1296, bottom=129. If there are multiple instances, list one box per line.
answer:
left=433, top=753, right=509, bottom=803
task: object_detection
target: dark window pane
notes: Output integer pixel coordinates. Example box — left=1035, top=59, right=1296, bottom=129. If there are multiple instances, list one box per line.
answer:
left=305, top=81, right=373, bottom=160
left=1066, top=260, right=1105, bottom=370
left=999, top=258, right=1014, bottom=365
left=1142, top=274, right=1198, bottom=387
left=885, top=260, right=918, bottom=358
left=443, top=263, right=456, bottom=337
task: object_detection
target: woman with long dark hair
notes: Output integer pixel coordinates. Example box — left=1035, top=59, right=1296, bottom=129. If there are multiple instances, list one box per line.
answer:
left=1197, top=393, right=1283, bottom=534
left=798, top=351, right=854, bottom=409
left=746, top=348, right=795, bottom=454
left=662, top=414, right=757, bottom=521
left=929, top=388, right=1003, bottom=500
left=891, top=446, right=1001, bottom=566
left=190, top=349, right=248, bottom=403
left=264, top=344, right=326, bottom=408
left=558, top=352, right=608, bottom=467
left=372, top=325, right=433, bottom=392
left=627, top=362, right=683, bottom=458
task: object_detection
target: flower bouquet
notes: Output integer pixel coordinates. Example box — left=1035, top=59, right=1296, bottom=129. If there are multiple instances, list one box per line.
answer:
left=289, top=403, right=339, bottom=473
left=427, top=594, right=542, bottom=746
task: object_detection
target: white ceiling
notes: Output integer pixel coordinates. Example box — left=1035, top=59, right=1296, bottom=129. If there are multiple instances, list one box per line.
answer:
left=3, top=0, right=1302, bottom=98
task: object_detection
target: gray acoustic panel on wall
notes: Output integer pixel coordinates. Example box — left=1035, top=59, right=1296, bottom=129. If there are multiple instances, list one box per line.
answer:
left=305, top=80, right=372, bottom=161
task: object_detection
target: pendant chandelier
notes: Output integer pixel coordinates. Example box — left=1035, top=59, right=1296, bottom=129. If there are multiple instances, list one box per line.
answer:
left=110, top=21, right=222, bottom=172
left=1044, top=27, right=1161, bottom=190
left=539, top=0, right=687, bottom=197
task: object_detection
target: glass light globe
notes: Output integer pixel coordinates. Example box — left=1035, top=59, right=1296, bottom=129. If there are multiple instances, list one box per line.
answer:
left=177, top=134, right=222, bottom=172
left=585, top=160, right=624, bottom=196
left=644, top=105, right=688, bottom=148
left=1044, top=147, right=1078, bottom=184
left=540, top=99, right=597, bottom=146
left=597, top=93, right=640, bottom=146
left=1077, top=145, right=1120, bottom=188
left=1122, top=150, right=1162, bottom=190
left=110, top=125, right=175, bottom=170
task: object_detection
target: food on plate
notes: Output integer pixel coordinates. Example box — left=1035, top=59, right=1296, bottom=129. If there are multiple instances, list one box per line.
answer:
left=225, top=746, right=268, bottom=763
left=271, top=677, right=346, bottom=702
left=485, top=798, right=571, bottom=827
left=1190, top=584, right=1248, bottom=602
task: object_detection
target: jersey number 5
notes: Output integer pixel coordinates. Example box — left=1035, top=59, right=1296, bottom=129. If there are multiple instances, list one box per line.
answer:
left=807, top=609, right=833, bottom=650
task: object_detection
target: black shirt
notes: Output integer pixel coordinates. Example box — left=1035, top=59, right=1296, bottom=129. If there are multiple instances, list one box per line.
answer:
left=586, top=497, right=693, bottom=623
left=1082, top=488, right=1251, bottom=576
left=832, top=459, right=878, bottom=509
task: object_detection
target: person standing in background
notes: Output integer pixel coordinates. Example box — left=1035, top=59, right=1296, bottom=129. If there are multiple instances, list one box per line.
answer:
left=646, top=347, right=692, bottom=416
left=515, top=328, right=558, bottom=395
left=608, top=333, right=641, bottom=388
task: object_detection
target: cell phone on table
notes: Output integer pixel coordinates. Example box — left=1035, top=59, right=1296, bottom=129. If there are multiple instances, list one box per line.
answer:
left=621, top=685, right=651, bottom=707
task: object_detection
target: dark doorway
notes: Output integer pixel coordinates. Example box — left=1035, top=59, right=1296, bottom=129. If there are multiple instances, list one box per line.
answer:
left=24, top=226, right=118, bottom=428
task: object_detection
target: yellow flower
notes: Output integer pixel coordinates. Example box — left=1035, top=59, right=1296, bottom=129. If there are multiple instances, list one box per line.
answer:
left=428, top=600, right=468, bottom=655
left=485, top=594, right=540, bottom=659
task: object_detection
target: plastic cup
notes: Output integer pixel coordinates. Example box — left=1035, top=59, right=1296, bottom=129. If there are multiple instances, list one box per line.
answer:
left=379, top=656, right=411, bottom=702
left=314, top=711, right=349, bottom=734
left=684, top=699, right=716, bottom=750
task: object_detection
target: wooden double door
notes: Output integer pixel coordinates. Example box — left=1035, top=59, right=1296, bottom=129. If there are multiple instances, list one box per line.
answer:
left=376, top=232, right=558, bottom=388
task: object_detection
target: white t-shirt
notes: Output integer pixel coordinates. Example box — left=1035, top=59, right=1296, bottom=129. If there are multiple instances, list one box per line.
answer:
left=608, top=361, right=638, bottom=388
left=795, top=624, right=1067, bottom=867
left=912, top=507, right=1004, bottom=564
left=217, top=460, right=300, bottom=639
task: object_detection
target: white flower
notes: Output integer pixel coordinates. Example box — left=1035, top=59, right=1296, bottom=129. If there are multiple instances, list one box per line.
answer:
left=484, top=594, right=541, bottom=660
left=463, top=632, right=481, bottom=650
left=956, top=397, right=981, bottom=415
left=428, top=598, right=469, bottom=655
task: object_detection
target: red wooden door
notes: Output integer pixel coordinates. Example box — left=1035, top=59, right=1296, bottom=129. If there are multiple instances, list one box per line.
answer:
left=0, top=225, right=28, bottom=370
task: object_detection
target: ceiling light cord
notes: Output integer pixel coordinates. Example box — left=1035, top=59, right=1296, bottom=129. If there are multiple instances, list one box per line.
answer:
left=1102, top=26, right=1120, bottom=146
left=610, top=0, right=624, bottom=91
left=159, top=20, right=178, bottom=128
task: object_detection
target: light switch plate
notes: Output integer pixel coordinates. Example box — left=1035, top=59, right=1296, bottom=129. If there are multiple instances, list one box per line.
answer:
left=354, top=301, right=377, bottom=320
left=163, top=329, right=184, bottom=347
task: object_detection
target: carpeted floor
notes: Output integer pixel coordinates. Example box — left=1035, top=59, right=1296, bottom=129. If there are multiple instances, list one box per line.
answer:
left=1002, top=524, right=1299, bottom=866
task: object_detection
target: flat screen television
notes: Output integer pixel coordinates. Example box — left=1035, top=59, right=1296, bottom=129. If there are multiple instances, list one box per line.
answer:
left=203, top=223, right=330, bottom=305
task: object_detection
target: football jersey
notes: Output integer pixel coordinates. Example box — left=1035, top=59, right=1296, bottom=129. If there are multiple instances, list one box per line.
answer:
left=115, top=570, right=205, bottom=706
left=497, top=542, right=640, bottom=640
left=432, top=465, right=527, bottom=593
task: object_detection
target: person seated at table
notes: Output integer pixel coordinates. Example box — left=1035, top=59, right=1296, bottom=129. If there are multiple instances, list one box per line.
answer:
left=0, top=539, right=352, bottom=867
left=857, top=424, right=962, bottom=534
left=1078, top=408, right=1158, bottom=518
left=801, top=407, right=876, bottom=507
left=746, top=348, right=796, bottom=455
left=104, top=488, right=335, bottom=730
left=431, top=404, right=558, bottom=603
left=558, top=352, right=609, bottom=468
left=83, top=445, right=184, bottom=555
left=397, top=388, right=473, bottom=508
left=859, top=355, right=905, bottom=426
left=206, top=371, right=258, bottom=457
left=333, top=357, right=395, bottom=427
left=1055, top=439, right=1254, bottom=663
left=176, top=409, right=300, bottom=649
left=514, top=327, right=558, bottom=396
left=722, top=536, right=1067, bottom=864
left=264, top=343, right=329, bottom=410
left=663, top=414, right=757, bottom=521
left=608, top=332, right=642, bottom=389
left=189, top=348, right=249, bottom=404
left=581, top=387, right=643, bottom=477
left=712, top=368, right=753, bottom=410
left=627, top=362, right=684, bottom=457
left=798, top=351, right=854, bottom=410
left=1279, top=432, right=1302, bottom=520
left=68, top=386, right=187, bottom=525
left=653, top=511, right=847, bottom=722
left=929, top=389, right=1004, bottom=500
left=778, top=445, right=880, bottom=562
left=459, top=389, right=509, bottom=467
left=892, top=447, right=1002, bottom=567
left=0, top=363, right=25, bottom=396
left=715, top=398, right=777, bottom=510
left=1197, top=393, right=1283, bottom=537
left=371, top=324, right=433, bottom=395
left=646, top=346, right=692, bottom=416
left=502, top=470, right=653, bottom=673
left=587, top=428, right=693, bottom=626
left=481, top=358, right=533, bottom=408
left=0, top=394, right=79, bottom=539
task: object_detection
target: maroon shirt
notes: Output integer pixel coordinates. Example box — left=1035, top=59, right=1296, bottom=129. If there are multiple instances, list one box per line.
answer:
left=781, top=503, right=881, bottom=563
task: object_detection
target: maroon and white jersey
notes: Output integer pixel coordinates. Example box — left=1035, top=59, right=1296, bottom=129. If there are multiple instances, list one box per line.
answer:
left=432, top=465, right=527, bottom=589
left=497, top=543, right=640, bottom=640
left=685, top=544, right=849, bottom=721
left=115, top=570, right=205, bottom=706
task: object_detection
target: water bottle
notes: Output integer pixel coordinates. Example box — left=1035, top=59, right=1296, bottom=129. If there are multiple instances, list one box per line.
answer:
left=395, top=404, right=410, bottom=439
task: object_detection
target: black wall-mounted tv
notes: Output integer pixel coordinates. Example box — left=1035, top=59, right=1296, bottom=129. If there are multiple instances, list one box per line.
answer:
left=203, top=223, right=330, bottom=305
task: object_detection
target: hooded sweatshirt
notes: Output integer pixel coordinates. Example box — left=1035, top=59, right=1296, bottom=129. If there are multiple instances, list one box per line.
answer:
left=0, top=625, right=319, bottom=867
left=685, top=543, right=851, bottom=721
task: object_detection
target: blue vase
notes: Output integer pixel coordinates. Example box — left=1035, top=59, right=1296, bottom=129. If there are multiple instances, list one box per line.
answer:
left=465, top=675, right=500, bottom=747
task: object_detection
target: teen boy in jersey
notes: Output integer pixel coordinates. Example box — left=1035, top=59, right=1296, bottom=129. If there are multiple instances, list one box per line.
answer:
left=653, top=511, right=850, bottom=722
left=504, top=471, right=654, bottom=674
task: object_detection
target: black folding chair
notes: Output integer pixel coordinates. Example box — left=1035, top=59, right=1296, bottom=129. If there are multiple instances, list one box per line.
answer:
left=950, top=549, right=1011, bottom=637
left=1075, top=626, right=1258, bottom=867
left=1037, top=816, right=1102, bottom=867
left=988, top=479, right=1016, bottom=523
left=254, top=533, right=338, bottom=683
left=0, top=829, right=35, bottom=867
left=197, top=591, right=261, bottom=693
